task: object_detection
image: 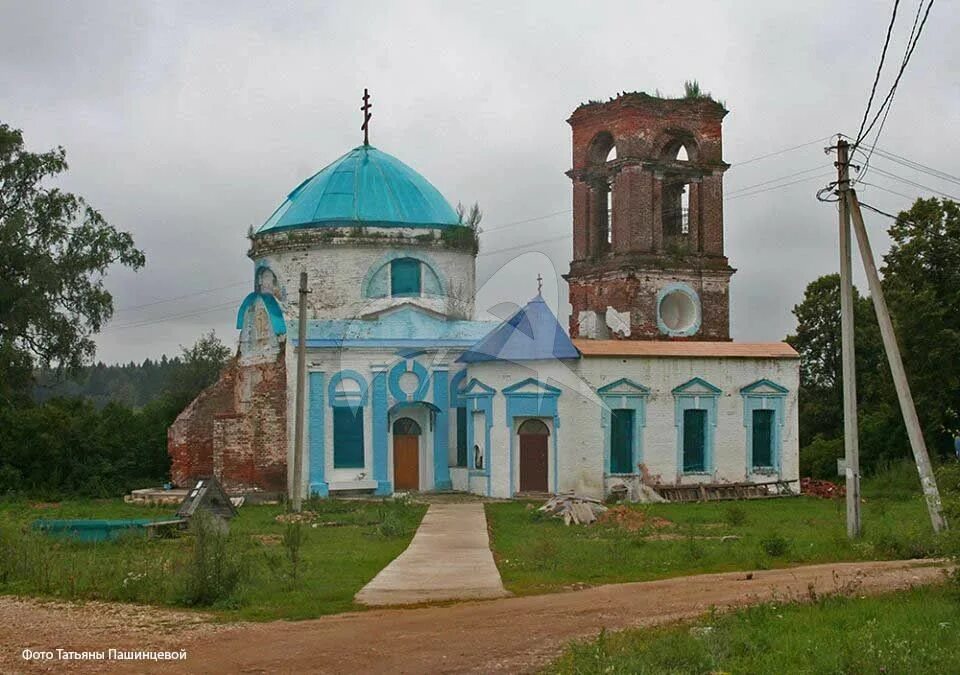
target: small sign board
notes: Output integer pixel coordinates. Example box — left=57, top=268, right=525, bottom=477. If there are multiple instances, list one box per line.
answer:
left=837, top=459, right=847, bottom=477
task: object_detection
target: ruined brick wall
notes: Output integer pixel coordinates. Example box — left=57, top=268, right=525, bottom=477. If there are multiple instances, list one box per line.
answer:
left=564, top=92, right=734, bottom=341
left=168, top=347, right=288, bottom=492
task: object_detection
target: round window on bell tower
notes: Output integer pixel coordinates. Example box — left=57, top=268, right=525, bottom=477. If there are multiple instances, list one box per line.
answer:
left=656, top=284, right=701, bottom=337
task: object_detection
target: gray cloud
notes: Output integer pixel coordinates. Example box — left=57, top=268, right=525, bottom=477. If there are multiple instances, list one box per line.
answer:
left=1, top=0, right=957, bottom=363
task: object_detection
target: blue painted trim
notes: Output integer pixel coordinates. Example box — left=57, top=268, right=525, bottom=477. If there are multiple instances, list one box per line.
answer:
left=600, top=381, right=649, bottom=476
left=502, top=377, right=562, bottom=396
left=673, top=378, right=721, bottom=475
left=462, top=383, right=495, bottom=496
left=388, top=359, right=430, bottom=402
left=461, top=378, right=497, bottom=396
left=298, top=338, right=482, bottom=348
left=371, top=369, right=389, bottom=492
left=672, top=376, right=723, bottom=395
left=236, top=292, right=287, bottom=335
left=308, top=372, right=328, bottom=497
left=328, top=370, right=369, bottom=407
left=656, top=282, right=702, bottom=337
left=740, top=378, right=790, bottom=395
left=740, top=379, right=788, bottom=474
left=449, top=369, right=468, bottom=408
left=504, top=378, right=561, bottom=496
left=432, top=369, right=452, bottom=490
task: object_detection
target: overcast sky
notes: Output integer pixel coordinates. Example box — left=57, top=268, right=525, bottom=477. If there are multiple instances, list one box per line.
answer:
left=2, top=0, right=958, bottom=364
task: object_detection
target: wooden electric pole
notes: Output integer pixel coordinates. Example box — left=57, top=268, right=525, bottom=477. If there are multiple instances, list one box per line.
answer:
left=836, top=139, right=861, bottom=538
left=845, top=190, right=947, bottom=533
left=292, top=271, right=309, bottom=513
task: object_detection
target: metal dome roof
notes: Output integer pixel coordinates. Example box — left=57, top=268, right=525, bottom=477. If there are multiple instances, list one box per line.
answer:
left=258, top=145, right=460, bottom=233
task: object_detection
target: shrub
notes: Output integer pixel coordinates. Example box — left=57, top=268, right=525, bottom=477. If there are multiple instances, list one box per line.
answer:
left=179, top=511, right=244, bottom=606
left=760, top=533, right=790, bottom=558
left=724, top=505, right=748, bottom=527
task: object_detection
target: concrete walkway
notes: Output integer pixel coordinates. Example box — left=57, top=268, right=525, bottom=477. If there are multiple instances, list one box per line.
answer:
left=355, top=502, right=509, bottom=606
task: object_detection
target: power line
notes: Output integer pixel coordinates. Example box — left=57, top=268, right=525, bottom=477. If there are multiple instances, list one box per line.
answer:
left=867, top=165, right=960, bottom=201
left=864, top=146, right=960, bottom=186
left=728, top=172, right=836, bottom=201
left=480, top=209, right=572, bottom=234
left=114, top=280, right=249, bottom=313
left=857, top=0, right=935, bottom=146
left=859, top=0, right=928, bottom=180
left=855, top=0, right=901, bottom=146
left=104, top=301, right=239, bottom=331
left=726, top=166, right=826, bottom=196
left=729, top=137, right=832, bottom=168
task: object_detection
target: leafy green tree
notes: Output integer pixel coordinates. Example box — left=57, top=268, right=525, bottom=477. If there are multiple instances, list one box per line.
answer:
left=882, top=198, right=960, bottom=452
left=166, top=330, right=232, bottom=408
left=0, top=123, right=144, bottom=402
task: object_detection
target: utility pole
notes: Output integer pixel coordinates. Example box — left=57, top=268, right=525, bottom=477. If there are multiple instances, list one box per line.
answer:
left=845, top=191, right=948, bottom=533
left=292, top=271, right=309, bottom=513
left=836, top=139, right=861, bottom=538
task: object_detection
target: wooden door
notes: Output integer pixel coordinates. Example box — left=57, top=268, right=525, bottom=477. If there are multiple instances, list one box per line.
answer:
left=393, top=435, right=419, bottom=490
left=519, top=431, right=549, bottom=493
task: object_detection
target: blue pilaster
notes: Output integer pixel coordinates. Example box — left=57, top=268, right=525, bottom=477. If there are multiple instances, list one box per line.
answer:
left=372, top=367, right=391, bottom=495
left=308, top=372, right=328, bottom=497
left=432, top=366, right=452, bottom=490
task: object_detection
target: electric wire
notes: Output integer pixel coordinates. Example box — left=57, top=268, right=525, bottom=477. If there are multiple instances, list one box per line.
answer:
left=855, top=0, right=901, bottom=146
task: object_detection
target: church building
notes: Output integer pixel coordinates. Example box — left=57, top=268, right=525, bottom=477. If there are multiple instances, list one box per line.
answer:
left=168, top=91, right=800, bottom=500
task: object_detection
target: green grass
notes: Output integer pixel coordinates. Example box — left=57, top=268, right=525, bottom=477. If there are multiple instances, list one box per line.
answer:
left=486, top=496, right=941, bottom=595
left=546, top=585, right=960, bottom=674
left=0, top=497, right=426, bottom=621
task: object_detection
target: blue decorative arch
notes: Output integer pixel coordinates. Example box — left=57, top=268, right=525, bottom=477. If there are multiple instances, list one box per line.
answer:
left=361, top=250, right=446, bottom=299
left=449, top=369, right=468, bottom=408
left=388, top=359, right=430, bottom=402
left=503, top=378, right=562, bottom=495
left=236, top=292, right=287, bottom=336
left=327, top=370, right=369, bottom=407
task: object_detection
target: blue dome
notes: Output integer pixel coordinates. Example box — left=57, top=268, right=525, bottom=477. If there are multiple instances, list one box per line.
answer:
left=258, top=145, right=460, bottom=233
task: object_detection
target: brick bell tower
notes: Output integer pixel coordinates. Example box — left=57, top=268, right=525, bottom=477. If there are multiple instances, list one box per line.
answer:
left=564, top=92, right=734, bottom=341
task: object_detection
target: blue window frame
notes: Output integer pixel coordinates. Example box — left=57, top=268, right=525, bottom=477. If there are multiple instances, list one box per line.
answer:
left=390, top=258, right=421, bottom=297
left=333, top=407, right=365, bottom=468
left=456, top=406, right=468, bottom=467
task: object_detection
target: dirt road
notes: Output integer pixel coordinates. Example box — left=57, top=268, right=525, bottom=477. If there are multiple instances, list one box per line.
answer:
left=1, top=559, right=948, bottom=674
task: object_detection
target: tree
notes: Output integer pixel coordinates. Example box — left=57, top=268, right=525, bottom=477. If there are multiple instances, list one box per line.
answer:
left=167, top=331, right=232, bottom=407
left=882, top=198, right=960, bottom=450
left=0, top=123, right=145, bottom=402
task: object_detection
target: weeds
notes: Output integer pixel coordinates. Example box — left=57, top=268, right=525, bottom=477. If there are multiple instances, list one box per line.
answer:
left=760, top=533, right=790, bottom=558
left=282, top=521, right=306, bottom=584
left=179, top=511, right=245, bottom=606
left=724, top=504, right=748, bottom=526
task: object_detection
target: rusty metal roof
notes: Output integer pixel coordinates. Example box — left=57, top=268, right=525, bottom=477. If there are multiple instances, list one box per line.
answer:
left=573, top=340, right=799, bottom=359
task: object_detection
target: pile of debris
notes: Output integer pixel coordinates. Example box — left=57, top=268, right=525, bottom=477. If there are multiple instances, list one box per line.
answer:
left=539, top=494, right=608, bottom=526
left=800, top=477, right=846, bottom=499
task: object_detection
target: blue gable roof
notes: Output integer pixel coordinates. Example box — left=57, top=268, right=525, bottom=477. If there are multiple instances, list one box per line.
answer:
left=457, top=295, right=580, bottom=363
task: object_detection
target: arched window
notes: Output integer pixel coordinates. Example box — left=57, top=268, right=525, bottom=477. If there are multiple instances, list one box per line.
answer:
left=391, top=258, right=422, bottom=297
left=518, top=418, right=550, bottom=435
left=587, top=132, right=617, bottom=254
left=393, top=417, right=422, bottom=435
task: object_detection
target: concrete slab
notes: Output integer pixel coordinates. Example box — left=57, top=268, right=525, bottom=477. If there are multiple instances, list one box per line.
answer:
left=355, top=502, right=509, bottom=606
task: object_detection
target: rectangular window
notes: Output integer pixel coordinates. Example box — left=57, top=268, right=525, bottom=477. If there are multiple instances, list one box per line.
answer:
left=609, top=408, right=634, bottom=473
left=333, top=407, right=364, bottom=468
left=391, top=258, right=421, bottom=297
left=752, top=409, right=774, bottom=469
left=682, top=408, right=707, bottom=473
left=456, top=406, right=468, bottom=467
